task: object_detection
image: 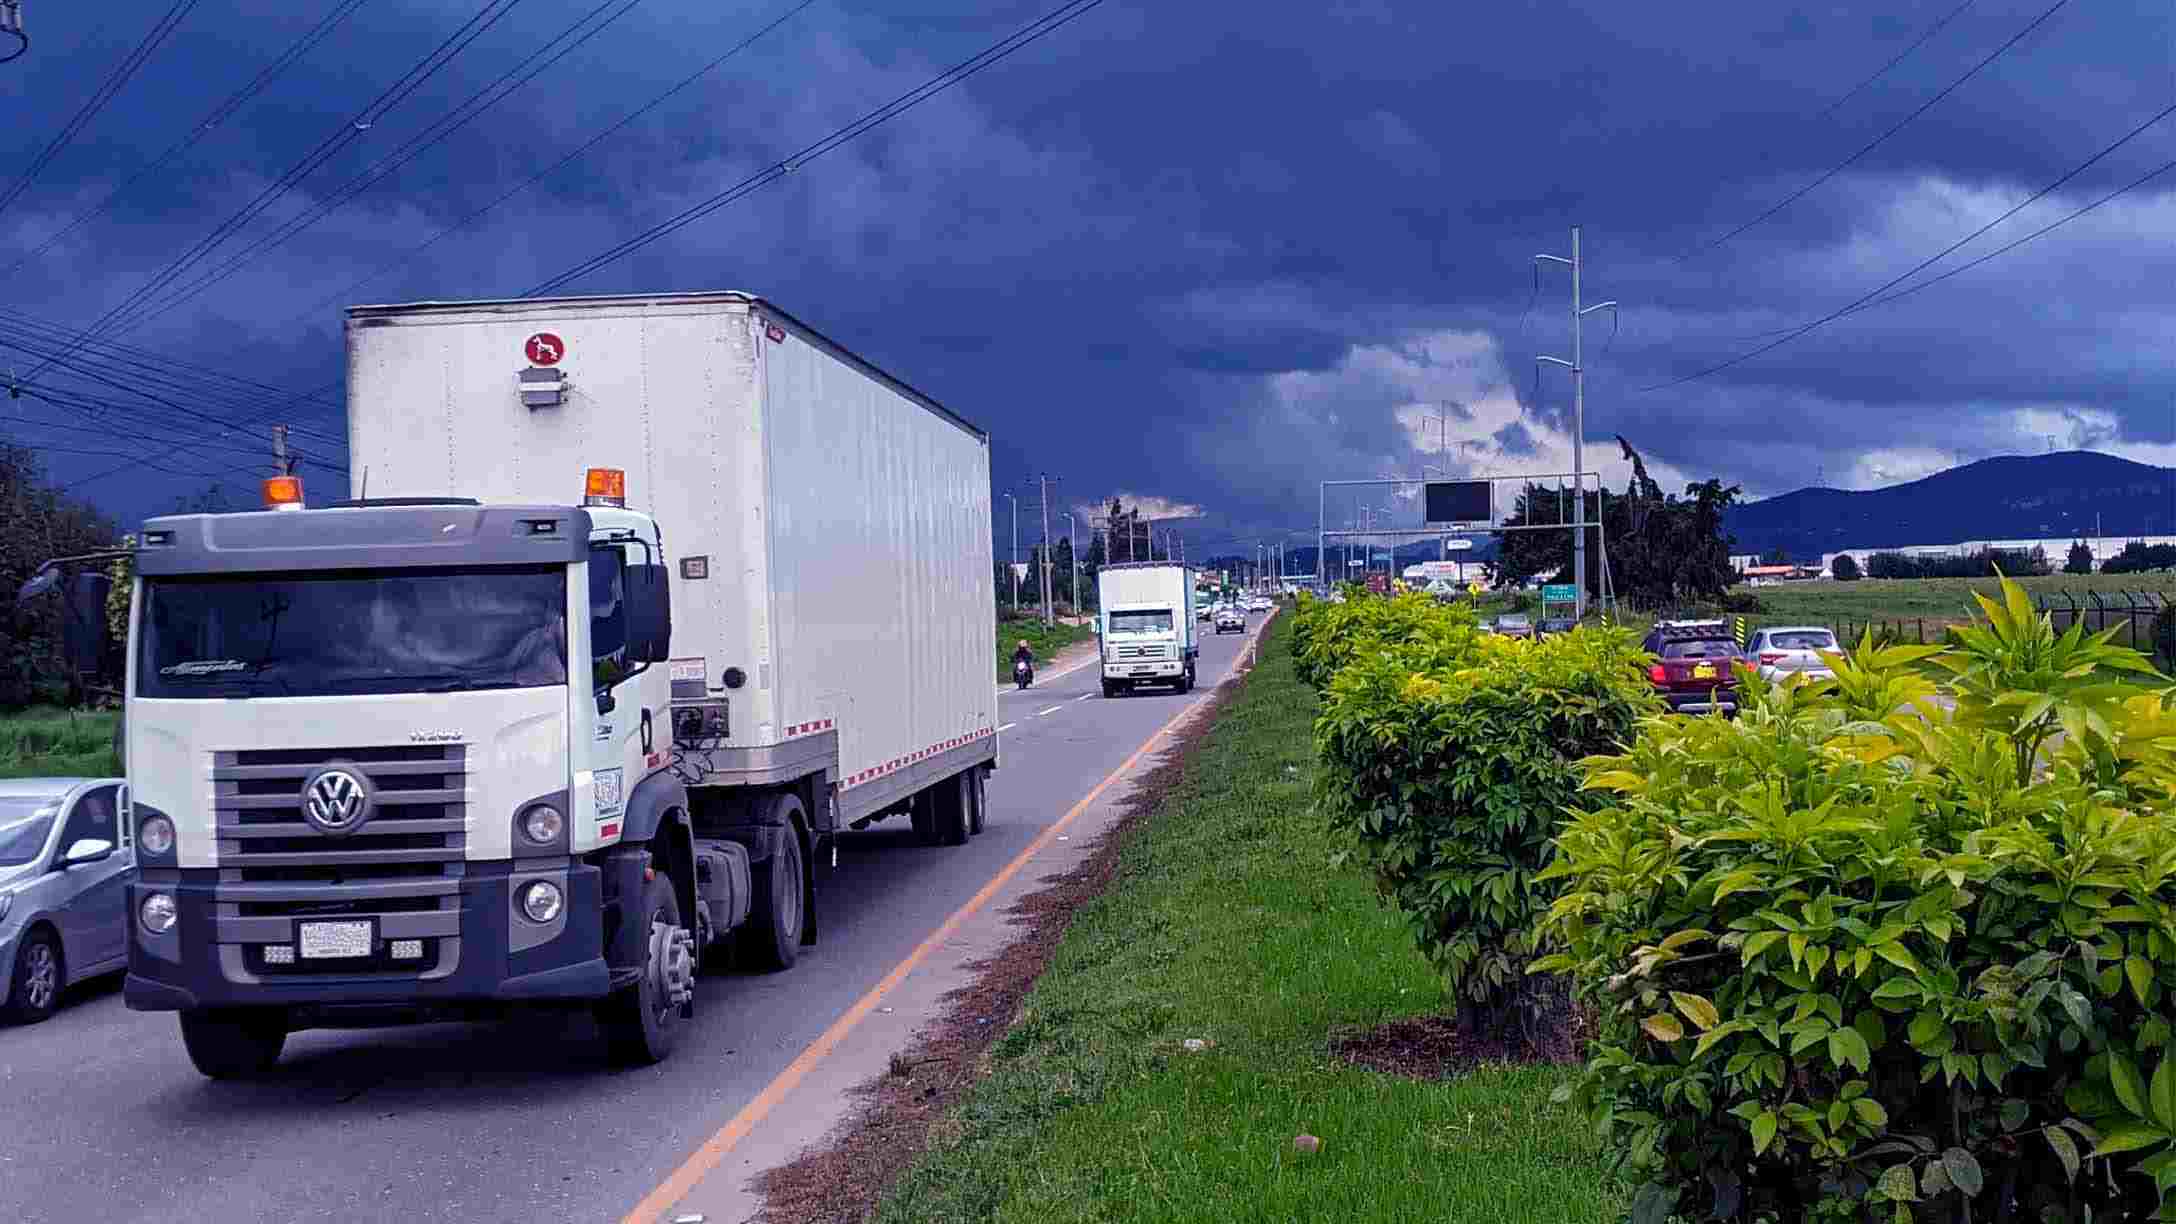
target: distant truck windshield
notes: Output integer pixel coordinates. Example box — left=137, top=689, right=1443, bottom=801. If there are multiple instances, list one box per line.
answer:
left=1108, top=610, right=1173, bottom=634
left=137, top=566, right=568, bottom=698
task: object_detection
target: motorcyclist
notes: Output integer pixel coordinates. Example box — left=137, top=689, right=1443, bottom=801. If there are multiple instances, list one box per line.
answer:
left=1012, top=639, right=1034, bottom=671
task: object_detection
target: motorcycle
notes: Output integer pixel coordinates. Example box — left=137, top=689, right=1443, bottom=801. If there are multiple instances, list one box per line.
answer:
left=1014, top=658, right=1034, bottom=690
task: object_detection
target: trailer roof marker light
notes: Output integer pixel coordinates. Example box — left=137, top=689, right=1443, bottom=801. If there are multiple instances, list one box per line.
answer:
left=262, top=475, right=304, bottom=511
left=583, top=467, right=626, bottom=507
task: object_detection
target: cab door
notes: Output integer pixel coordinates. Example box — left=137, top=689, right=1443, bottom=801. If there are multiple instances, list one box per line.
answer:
left=586, top=538, right=671, bottom=822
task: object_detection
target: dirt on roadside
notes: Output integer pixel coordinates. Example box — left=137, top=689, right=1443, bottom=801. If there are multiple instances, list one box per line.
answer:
left=749, top=651, right=1251, bottom=1224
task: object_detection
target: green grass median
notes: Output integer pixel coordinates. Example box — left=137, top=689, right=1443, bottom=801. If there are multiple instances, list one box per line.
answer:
left=877, top=617, right=1618, bottom=1224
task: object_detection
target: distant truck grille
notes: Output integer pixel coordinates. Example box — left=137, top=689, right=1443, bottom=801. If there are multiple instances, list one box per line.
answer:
left=208, top=744, right=467, bottom=973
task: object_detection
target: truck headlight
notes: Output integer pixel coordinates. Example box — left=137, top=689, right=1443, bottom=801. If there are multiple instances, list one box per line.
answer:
left=519, top=804, right=564, bottom=846
left=139, top=892, right=178, bottom=934
left=139, top=815, right=174, bottom=856
left=520, top=880, right=563, bottom=924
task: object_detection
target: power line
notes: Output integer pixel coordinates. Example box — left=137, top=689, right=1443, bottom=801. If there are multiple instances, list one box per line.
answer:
left=1679, top=0, right=2071, bottom=261
left=1642, top=97, right=2176, bottom=393
left=113, top=0, right=647, bottom=329
left=0, top=0, right=200, bottom=220
left=291, top=0, right=820, bottom=319
left=22, top=0, right=531, bottom=384
left=526, top=0, right=1110, bottom=297
left=0, top=0, right=370, bottom=279
left=1813, top=0, right=1980, bottom=122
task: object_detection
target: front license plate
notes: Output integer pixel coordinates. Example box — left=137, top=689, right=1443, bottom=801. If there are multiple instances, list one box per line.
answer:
left=1132, top=667, right=1155, bottom=676
left=1692, top=663, right=1716, bottom=679
left=299, top=920, right=373, bottom=959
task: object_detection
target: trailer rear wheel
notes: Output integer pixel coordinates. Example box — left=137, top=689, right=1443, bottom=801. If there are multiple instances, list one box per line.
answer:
left=931, top=773, right=970, bottom=847
left=739, top=806, right=806, bottom=972
left=967, top=768, right=986, bottom=836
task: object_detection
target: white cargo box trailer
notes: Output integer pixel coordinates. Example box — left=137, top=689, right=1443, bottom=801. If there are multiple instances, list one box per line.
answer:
left=345, top=291, right=1000, bottom=829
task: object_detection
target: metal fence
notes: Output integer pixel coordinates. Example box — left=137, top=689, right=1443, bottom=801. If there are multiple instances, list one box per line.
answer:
left=1826, top=590, right=2172, bottom=664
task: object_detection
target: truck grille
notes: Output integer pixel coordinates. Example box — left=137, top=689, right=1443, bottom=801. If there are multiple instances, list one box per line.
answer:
left=210, top=745, right=467, bottom=967
left=1116, top=644, right=1167, bottom=660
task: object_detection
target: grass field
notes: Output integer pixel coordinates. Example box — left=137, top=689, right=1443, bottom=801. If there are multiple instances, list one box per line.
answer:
left=0, top=706, right=119, bottom=780
left=877, top=618, right=1617, bottom=1224
left=996, top=614, right=1095, bottom=679
left=1742, top=572, right=2176, bottom=627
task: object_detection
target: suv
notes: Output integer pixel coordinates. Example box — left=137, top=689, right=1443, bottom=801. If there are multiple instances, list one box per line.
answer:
left=1641, top=620, right=1741, bottom=715
left=1493, top=614, right=1534, bottom=640
left=1749, top=626, right=1839, bottom=682
left=1214, top=606, right=1246, bottom=634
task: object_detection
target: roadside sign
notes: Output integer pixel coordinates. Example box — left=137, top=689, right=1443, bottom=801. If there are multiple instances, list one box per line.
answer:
left=1441, top=538, right=1473, bottom=552
left=1418, top=561, right=1460, bottom=579
left=524, top=332, right=564, bottom=366
left=1468, top=582, right=1482, bottom=598
left=1542, top=583, right=1577, bottom=602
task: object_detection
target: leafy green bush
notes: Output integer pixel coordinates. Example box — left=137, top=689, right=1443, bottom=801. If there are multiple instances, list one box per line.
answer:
left=1537, top=579, right=2176, bottom=1222
left=1291, top=590, right=1480, bottom=693
left=1315, top=623, right=1654, bottom=1041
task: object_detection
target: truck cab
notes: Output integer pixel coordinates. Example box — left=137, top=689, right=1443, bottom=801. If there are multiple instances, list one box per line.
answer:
left=1095, top=562, right=1198, bottom=698
left=120, top=471, right=728, bottom=1077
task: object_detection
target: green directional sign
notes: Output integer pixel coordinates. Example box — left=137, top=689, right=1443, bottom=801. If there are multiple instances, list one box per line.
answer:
left=1541, top=584, right=1578, bottom=602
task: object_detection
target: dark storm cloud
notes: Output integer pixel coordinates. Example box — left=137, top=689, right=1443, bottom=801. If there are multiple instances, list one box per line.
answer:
left=4, top=0, right=2174, bottom=552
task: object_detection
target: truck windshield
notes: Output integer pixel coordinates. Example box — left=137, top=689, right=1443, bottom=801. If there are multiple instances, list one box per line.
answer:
left=138, top=566, right=568, bottom=699
left=1108, top=610, right=1173, bottom=634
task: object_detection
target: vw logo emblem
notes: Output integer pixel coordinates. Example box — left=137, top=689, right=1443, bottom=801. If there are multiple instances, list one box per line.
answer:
left=301, top=767, right=372, bottom=835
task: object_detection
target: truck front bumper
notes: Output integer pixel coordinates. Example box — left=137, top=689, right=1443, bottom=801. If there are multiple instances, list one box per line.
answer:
left=123, top=863, right=610, bottom=1021
left=1104, top=660, right=1183, bottom=681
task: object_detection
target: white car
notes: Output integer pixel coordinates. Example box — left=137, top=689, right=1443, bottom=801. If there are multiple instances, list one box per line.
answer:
left=1749, top=626, right=1840, bottom=682
left=1214, top=606, right=1246, bottom=634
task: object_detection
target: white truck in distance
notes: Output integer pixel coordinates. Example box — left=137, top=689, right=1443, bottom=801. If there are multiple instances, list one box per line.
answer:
left=120, top=291, right=998, bottom=1077
left=1096, top=562, right=1198, bottom=697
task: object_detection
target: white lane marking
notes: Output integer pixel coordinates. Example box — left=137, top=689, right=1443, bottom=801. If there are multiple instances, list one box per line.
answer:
left=1074, top=692, right=1093, bottom=701
left=998, top=722, right=1017, bottom=732
left=1035, top=705, right=1063, bottom=717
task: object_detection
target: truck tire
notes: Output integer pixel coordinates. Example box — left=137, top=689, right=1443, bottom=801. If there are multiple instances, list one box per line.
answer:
left=598, top=872, right=694, bottom=1065
left=931, top=773, right=970, bottom=847
left=179, top=1008, right=287, bottom=1078
left=1101, top=679, right=1117, bottom=699
left=968, top=768, right=987, bottom=837
left=739, top=810, right=806, bottom=972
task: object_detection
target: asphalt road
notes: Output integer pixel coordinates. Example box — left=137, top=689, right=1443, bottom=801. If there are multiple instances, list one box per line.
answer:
left=0, top=621, right=1258, bottom=1224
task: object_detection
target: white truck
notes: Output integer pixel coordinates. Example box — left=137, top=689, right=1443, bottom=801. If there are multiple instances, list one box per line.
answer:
left=116, top=291, right=999, bottom=1076
left=1095, top=562, right=1197, bottom=697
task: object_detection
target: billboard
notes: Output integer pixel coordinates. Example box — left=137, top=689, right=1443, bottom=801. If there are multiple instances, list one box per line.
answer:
left=1424, top=480, right=1491, bottom=524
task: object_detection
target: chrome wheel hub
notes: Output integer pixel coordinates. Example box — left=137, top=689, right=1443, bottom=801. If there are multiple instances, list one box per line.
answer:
left=650, top=921, right=695, bottom=1013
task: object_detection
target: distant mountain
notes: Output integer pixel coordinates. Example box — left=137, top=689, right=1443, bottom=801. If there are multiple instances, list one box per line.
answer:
left=1723, top=451, right=2176, bottom=562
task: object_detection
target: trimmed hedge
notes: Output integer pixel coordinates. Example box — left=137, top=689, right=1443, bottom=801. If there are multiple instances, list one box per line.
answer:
left=1538, top=578, right=2176, bottom=1222
left=1303, top=593, right=1654, bottom=1037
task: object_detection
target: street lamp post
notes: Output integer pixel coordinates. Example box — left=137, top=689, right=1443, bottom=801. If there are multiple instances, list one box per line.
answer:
left=1062, top=510, right=1080, bottom=619
left=1004, top=492, right=1018, bottom=613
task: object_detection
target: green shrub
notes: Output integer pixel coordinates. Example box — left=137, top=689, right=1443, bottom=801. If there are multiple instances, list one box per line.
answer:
left=1537, top=578, right=2176, bottom=1222
left=1315, top=623, right=1655, bottom=1040
left=1291, top=590, right=1479, bottom=693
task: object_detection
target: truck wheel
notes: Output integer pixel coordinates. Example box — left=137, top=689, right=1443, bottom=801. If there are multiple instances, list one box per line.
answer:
left=1101, top=679, right=1117, bottom=699
left=739, top=816, right=806, bottom=972
left=179, top=1009, right=287, bottom=1078
left=599, top=872, right=694, bottom=1065
left=967, top=768, right=986, bottom=837
left=931, top=774, right=970, bottom=847
left=909, top=790, right=935, bottom=843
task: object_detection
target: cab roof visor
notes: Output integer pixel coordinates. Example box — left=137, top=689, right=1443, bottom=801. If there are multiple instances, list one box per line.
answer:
left=134, top=504, right=594, bottom=574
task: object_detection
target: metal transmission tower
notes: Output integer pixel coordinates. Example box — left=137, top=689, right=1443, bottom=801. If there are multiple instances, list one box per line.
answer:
left=1534, top=226, right=1618, bottom=620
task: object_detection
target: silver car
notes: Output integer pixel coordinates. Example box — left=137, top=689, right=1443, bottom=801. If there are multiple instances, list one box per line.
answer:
left=1749, top=626, right=1841, bottom=682
left=1, top=778, right=133, bottom=1023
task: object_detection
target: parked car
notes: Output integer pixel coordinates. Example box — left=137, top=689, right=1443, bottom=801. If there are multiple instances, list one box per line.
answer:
left=1214, top=606, right=1246, bottom=634
left=1197, top=602, right=1216, bottom=622
left=1641, top=620, right=1742, bottom=715
left=1749, top=625, right=1840, bottom=682
left=1493, top=614, right=1534, bottom=640
left=1538, top=617, right=1577, bottom=637
left=1, top=778, right=133, bottom=1024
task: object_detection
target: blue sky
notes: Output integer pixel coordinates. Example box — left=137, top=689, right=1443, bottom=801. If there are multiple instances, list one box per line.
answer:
left=3, top=0, right=2175, bottom=556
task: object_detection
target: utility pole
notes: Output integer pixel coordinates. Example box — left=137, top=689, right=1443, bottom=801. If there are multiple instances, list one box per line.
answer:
left=1062, top=511, right=1080, bottom=618
left=1033, top=474, right=1058, bottom=628
left=1536, top=226, right=1618, bottom=621
left=1004, top=492, right=1018, bottom=612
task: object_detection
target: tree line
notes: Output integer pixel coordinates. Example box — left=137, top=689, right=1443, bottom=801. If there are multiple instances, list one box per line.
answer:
left=0, top=443, right=118, bottom=708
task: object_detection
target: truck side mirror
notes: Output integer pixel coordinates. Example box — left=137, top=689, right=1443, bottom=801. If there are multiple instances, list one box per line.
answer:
left=625, top=564, right=672, bottom=663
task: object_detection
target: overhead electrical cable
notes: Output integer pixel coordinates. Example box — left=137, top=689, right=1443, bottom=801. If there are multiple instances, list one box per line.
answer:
left=0, top=0, right=371, bottom=279
left=524, top=0, right=1111, bottom=297
left=22, top=0, right=531, bottom=383
left=1678, top=0, right=2072, bottom=260
left=1641, top=98, right=2176, bottom=393
left=1813, top=0, right=1981, bottom=121
left=0, top=0, right=201, bottom=221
